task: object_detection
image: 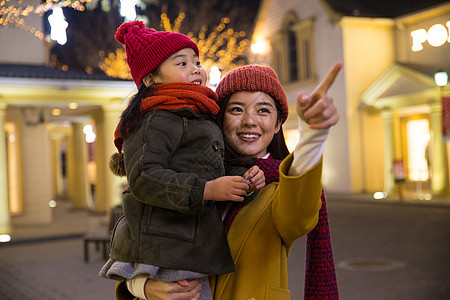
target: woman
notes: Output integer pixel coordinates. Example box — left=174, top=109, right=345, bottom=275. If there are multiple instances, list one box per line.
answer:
left=116, top=63, right=341, bottom=300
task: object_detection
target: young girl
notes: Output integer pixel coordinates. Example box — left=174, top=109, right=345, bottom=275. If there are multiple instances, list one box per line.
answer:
left=99, top=21, right=264, bottom=300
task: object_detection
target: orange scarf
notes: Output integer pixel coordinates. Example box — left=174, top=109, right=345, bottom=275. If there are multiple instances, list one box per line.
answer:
left=114, top=83, right=219, bottom=152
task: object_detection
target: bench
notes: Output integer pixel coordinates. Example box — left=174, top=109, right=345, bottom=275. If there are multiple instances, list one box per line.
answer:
left=83, top=205, right=123, bottom=263
left=83, top=229, right=110, bottom=262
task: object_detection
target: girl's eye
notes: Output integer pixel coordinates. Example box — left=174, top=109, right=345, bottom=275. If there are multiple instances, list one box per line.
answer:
left=258, top=108, right=271, bottom=114
left=178, top=62, right=187, bottom=66
left=195, top=61, right=201, bottom=66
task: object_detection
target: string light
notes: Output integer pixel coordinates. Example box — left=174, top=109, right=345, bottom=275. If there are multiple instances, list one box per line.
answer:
left=2, top=1, right=251, bottom=79
left=100, top=12, right=250, bottom=80
left=98, top=48, right=132, bottom=80
left=0, top=0, right=92, bottom=40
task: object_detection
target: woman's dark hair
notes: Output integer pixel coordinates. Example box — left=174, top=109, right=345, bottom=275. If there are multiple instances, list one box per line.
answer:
left=266, top=99, right=290, bottom=160
left=216, top=94, right=290, bottom=169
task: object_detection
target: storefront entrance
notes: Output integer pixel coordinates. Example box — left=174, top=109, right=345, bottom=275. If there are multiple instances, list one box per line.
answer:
left=399, top=115, right=432, bottom=198
left=361, top=63, right=449, bottom=198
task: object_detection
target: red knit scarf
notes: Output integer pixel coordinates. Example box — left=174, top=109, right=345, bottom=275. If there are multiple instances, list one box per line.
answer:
left=223, top=156, right=339, bottom=299
left=114, top=83, right=219, bottom=152
left=140, top=83, right=219, bottom=115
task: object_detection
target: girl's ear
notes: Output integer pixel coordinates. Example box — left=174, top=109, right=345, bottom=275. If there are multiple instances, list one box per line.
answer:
left=142, top=74, right=154, bottom=87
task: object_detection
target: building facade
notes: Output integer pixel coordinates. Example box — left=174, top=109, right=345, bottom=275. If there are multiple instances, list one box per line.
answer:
left=0, top=0, right=132, bottom=234
left=250, top=0, right=450, bottom=198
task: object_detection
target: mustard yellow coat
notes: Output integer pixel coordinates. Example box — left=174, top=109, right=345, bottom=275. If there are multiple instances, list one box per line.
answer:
left=209, top=154, right=322, bottom=300
left=115, top=153, right=322, bottom=300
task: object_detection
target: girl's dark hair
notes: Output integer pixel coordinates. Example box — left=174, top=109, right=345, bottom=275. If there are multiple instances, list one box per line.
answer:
left=118, top=77, right=161, bottom=138
left=216, top=94, right=290, bottom=169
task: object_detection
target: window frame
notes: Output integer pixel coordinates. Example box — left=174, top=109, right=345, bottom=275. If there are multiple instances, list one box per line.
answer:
left=269, top=12, right=316, bottom=87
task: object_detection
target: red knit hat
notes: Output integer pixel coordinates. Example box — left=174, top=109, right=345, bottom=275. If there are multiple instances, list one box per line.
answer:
left=115, top=20, right=200, bottom=86
left=216, top=65, right=289, bottom=123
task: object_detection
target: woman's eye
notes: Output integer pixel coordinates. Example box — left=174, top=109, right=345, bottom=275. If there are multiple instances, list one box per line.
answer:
left=229, top=106, right=243, bottom=113
left=258, top=108, right=271, bottom=113
left=195, top=61, right=201, bottom=66
left=178, top=62, right=187, bottom=66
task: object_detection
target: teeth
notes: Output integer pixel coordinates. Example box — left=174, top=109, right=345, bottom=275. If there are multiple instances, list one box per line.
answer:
left=240, top=134, right=259, bottom=139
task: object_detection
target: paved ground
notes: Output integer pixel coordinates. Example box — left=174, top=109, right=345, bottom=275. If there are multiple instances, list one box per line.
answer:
left=0, top=238, right=115, bottom=300
left=288, top=197, right=450, bottom=300
left=0, top=195, right=449, bottom=300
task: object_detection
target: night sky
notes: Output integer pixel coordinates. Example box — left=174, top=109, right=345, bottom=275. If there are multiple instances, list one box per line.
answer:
left=49, top=0, right=262, bottom=73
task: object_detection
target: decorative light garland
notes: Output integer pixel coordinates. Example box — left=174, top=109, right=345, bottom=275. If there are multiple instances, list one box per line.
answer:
left=100, top=14, right=250, bottom=80
left=0, top=0, right=92, bottom=40
left=2, top=1, right=251, bottom=80
left=98, top=48, right=132, bottom=79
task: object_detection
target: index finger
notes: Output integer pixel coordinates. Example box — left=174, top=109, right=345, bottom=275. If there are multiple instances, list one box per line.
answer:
left=310, top=62, right=342, bottom=99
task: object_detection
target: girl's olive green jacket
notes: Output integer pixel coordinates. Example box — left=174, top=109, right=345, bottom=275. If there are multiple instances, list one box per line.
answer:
left=110, top=108, right=235, bottom=275
left=116, top=153, right=322, bottom=300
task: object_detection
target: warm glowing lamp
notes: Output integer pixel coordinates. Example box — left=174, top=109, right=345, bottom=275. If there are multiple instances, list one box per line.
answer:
left=209, top=66, right=221, bottom=86
left=251, top=40, right=268, bottom=54
left=0, top=234, right=11, bottom=243
left=83, top=124, right=96, bottom=143
left=434, top=71, right=448, bottom=87
left=68, top=102, right=78, bottom=109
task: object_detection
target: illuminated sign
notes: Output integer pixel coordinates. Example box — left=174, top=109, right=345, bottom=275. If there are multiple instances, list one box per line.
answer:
left=411, top=22, right=450, bottom=51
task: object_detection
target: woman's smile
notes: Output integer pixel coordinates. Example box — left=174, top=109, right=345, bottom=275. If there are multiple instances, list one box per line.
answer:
left=238, top=131, right=261, bottom=141
left=223, top=91, right=281, bottom=158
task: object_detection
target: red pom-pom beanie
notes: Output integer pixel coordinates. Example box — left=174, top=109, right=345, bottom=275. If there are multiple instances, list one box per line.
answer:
left=115, top=20, right=199, bottom=87
left=216, top=65, right=289, bottom=124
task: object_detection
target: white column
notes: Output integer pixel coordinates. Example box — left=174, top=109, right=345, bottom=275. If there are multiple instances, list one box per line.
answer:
left=381, top=109, right=395, bottom=194
left=0, top=103, right=10, bottom=233
left=66, top=122, right=92, bottom=209
left=429, top=101, right=449, bottom=195
left=50, top=134, right=64, bottom=199
left=93, top=101, right=125, bottom=213
left=15, top=111, right=52, bottom=226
